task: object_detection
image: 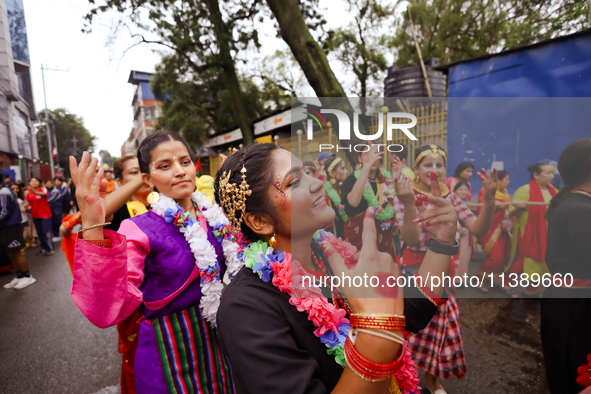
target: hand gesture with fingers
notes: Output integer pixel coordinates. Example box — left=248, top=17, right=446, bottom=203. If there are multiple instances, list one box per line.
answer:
left=478, top=168, right=498, bottom=204
left=413, top=172, right=457, bottom=245
left=323, top=207, right=404, bottom=315
left=390, top=155, right=404, bottom=181
left=69, top=152, right=107, bottom=230
left=394, top=174, right=415, bottom=206
left=361, top=143, right=383, bottom=168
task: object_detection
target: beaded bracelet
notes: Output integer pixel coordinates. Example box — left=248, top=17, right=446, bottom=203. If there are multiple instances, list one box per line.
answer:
left=350, top=314, right=406, bottom=331
left=83, top=237, right=113, bottom=249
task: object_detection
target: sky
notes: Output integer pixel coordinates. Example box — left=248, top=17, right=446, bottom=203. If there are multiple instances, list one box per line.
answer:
left=23, top=0, right=373, bottom=158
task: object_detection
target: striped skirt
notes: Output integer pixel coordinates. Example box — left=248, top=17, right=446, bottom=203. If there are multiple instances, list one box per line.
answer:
left=406, top=295, right=467, bottom=380
left=152, top=306, right=235, bottom=394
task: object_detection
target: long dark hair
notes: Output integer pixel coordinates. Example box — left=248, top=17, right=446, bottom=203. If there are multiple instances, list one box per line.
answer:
left=454, top=162, right=474, bottom=179
left=546, top=139, right=591, bottom=219
left=214, top=143, right=286, bottom=242
left=137, top=132, right=194, bottom=174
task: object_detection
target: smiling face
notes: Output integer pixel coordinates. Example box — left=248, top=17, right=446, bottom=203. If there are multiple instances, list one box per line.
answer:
left=459, top=167, right=473, bottom=181
left=270, top=150, right=334, bottom=238
left=414, top=154, right=446, bottom=190
left=29, top=178, right=40, bottom=189
left=454, top=184, right=470, bottom=200
left=141, top=140, right=196, bottom=200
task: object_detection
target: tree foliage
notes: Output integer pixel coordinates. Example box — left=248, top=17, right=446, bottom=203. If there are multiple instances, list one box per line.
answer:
left=36, top=108, right=97, bottom=174
left=99, top=150, right=119, bottom=166
left=391, top=0, right=591, bottom=66
left=324, top=0, right=394, bottom=111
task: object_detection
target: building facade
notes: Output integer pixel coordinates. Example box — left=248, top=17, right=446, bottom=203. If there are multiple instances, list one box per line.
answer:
left=121, top=70, right=159, bottom=156
left=0, top=0, right=38, bottom=182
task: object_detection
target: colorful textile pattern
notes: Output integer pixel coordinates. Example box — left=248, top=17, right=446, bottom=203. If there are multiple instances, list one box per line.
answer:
left=406, top=296, right=466, bottom=380
left=152, top=306, right=234, bottom=394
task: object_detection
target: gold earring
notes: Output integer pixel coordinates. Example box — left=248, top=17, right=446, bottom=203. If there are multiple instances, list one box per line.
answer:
left=269, top=233, right=277, bottom=247
left=147, top=191, right=160, bottom=204
left=330, top=178, right=336, bottom=185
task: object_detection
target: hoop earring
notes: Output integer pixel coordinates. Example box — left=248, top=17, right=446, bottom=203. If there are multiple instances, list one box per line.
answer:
left=269, top=233, right=278, bottom=247
left=147, top=191, right=160, bottom=204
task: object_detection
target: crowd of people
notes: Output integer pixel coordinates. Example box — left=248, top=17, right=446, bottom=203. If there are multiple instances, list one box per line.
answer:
left=2, top=131, right=589, bottom=394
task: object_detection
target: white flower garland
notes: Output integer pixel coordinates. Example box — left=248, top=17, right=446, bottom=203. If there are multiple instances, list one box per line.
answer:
left=151, top=191, right=243, bottom=327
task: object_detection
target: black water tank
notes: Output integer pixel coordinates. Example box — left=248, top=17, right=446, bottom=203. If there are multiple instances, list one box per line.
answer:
left=384, top=58, right=447, bottom=98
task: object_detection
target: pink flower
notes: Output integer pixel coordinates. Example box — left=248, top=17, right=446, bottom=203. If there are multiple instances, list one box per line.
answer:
left=270, top=257, right=292, bottom=294
left=394, top=342, right=421, bottom=394
left=320, top=233, right=357, bottom=269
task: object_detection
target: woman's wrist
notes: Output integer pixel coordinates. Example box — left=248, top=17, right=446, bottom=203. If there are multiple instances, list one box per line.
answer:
left=82, top=227, right=104, bottom=240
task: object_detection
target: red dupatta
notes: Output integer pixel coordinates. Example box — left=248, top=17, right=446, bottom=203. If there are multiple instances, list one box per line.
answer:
left=518, top=180, right=557, bottom=262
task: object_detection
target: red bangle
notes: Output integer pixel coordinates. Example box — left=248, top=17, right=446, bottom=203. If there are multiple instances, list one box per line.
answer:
left=344, top=337, right=405, bottom=381
left=83, top=237, right=113, bottom=249
left=414, top=271, right=446, bottom=306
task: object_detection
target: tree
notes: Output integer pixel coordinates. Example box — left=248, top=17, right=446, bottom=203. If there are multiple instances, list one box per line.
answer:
left=152, top=53, right=292, bottom=146
left=36, top=108, right=97, bottom=176
left=391, top=0, right=591, bottom=66
left=99, top=150, right=119, bottom=167
left=324, top=0, right=394, bottom=113
left=84, top=0, right=264, bottom=144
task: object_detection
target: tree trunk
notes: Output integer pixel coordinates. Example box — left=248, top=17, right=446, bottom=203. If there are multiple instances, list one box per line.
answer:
left=266, top=0, right=347, bottom=99
left=202, top=0, right=254, bottom=145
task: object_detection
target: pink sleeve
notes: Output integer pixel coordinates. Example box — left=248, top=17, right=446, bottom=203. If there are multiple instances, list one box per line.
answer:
left=71, top=220, right=150, bottom=328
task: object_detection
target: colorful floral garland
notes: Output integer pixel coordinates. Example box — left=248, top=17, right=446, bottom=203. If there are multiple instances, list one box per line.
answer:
left=325, top=180, right=348, bottom=222
left=238, top=231, right=420, bottom=394
left=151, top=192, right=243, bottom=327
left=353, top=168, right=395, bottom=223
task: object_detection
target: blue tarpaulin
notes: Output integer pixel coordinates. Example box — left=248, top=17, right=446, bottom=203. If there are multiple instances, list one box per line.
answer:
left=445, top=30, right=591, bottom=194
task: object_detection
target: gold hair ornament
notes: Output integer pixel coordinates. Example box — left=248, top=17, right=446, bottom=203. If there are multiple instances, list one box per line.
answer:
left=326, top=157, right=342, bottom=172
left=218, top=166, right=252, bottom=231
left=414, top=144, right=447, bottom=168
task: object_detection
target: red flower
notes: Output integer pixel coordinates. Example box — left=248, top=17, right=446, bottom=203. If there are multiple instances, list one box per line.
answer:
left=576, top=354, right=591, bottom=388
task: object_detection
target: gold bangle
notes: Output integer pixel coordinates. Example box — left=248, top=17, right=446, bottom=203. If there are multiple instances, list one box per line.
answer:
left=350, top=313, right=406, bottom=319
left=80, top=222, right=111, bottom=232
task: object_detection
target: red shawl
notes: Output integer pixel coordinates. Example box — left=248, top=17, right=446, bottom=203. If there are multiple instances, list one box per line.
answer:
left=519, top=180, right=557, bottom=262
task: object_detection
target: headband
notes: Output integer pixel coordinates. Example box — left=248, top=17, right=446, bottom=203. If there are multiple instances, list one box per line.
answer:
left=326, top=157, right=342, bottom=172
left=414, top=144, right=447, bottom=167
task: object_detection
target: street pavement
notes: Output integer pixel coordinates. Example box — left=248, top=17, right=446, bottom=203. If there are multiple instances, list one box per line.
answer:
left=0, top=244, right=551, bottom=393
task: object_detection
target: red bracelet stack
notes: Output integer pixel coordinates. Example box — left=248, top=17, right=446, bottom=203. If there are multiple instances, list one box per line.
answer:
left=414, top=271, right=447, bottom=307
left=344, top=337, right=405, bottom=381
left=349, top=314, right=406, bottom=331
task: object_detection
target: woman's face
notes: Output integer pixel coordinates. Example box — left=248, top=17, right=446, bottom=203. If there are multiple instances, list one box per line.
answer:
left=119, top=157, right=151, bottom=194
left=414, top=155, right=446, bottom=188
left=270, top=150, right=334, bottom=238
left=29, top=178, right=40, bottom=189
left=455, top=184, right=470, bottom=200
left=10, top=185, right=19, bottom=194
left=45, top=180, right=53, bottom=189
left=142, top=140, right=196, bottom=200
left=498, top=174, right=510, bottom=190
left=329, top=162, right=349, bottom=183
left=534, top=165, right=555, bottom=187
left=459, top=167, right=473, bottom=181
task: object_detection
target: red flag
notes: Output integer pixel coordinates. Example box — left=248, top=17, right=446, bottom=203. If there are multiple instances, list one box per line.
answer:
left=195, top=157, right=201, bottom=173
left=52, top=146, right=57, bottom=158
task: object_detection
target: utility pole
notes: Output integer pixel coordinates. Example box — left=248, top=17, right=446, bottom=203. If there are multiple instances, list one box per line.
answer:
left=40, top=64, right=69, bottom=178
left=71, top=136, right=78, bottom=157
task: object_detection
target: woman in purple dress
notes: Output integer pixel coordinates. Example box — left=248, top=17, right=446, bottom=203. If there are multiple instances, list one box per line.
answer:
left=69, top=132, right=239, bottom=393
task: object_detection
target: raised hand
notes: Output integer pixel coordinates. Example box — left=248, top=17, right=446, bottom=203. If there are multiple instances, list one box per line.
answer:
left=69, top=152, right=107, bottom=233
left=324, top=207, right=404, bottom=314
left=361, top=143, right=384, bottom=168
left=478, top=168, right=498, bottom=204
left=390, top=156, right=403, bottom=181
left=413, top=171, right=457, bottom=245
left=393, top=174, right=415, bottom=206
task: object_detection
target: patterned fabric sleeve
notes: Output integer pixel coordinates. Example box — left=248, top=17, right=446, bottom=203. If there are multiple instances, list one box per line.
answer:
left=449, top=192, right=476, bottom=227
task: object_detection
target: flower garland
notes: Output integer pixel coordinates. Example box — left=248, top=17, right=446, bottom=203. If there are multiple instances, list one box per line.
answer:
left=325, top=180, right=348, bottom=222
left=151, top=191, right=243, bottom=327
left=353, top=168, right=395, bottom=223
left=238, top=233, right=420, bottom=394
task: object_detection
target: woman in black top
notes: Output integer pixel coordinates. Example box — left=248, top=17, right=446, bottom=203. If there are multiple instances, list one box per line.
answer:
left=542, top=138, right=591, bottom=393
left=214, top=143, right=459, bottom=394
